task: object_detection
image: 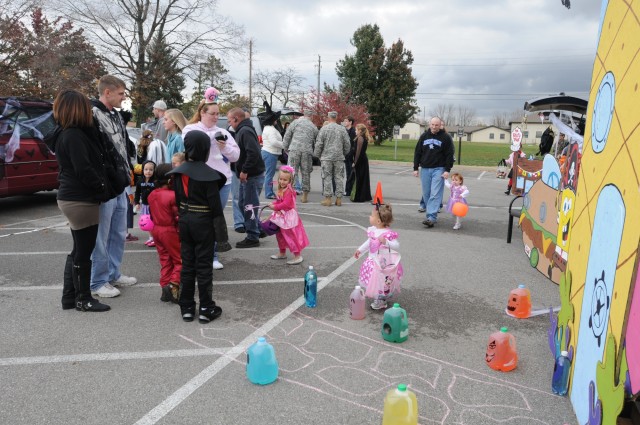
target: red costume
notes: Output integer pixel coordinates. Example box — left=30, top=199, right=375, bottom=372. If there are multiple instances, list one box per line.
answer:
left=147, top=187, right=181, bottom=287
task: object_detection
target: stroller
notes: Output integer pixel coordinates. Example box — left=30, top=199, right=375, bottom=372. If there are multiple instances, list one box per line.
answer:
left=496, top=158, right=507, bottom=179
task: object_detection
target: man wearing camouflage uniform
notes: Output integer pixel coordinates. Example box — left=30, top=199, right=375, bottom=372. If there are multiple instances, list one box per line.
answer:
left=283, top=110, right=318, bottom=203
left=314, top=111, right=351, bottom=206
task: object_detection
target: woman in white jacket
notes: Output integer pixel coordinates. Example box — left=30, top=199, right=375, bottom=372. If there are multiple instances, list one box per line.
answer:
left=261, top=115, right=283, bottom=199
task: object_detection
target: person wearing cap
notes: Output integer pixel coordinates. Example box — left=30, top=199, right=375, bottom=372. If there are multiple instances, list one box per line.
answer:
left=314, top=111, right=351, bottom=206
left=283, top=109, right=318, bottom=203
left=167, top=130, right=229, bottom=323
left=144, top=100, right=168, bottom=142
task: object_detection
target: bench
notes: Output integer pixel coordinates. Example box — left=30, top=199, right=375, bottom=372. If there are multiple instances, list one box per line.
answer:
left=507, top=195, right=524, bottom=244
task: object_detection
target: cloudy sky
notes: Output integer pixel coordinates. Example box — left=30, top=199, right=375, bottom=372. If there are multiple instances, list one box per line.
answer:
left=217, top=0, right=603, bottom=124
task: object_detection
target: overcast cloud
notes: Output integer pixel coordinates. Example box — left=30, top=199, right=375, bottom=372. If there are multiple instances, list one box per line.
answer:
left=217, top=0, right=603, bottom=123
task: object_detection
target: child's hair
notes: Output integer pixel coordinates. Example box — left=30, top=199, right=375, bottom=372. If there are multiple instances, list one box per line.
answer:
left=137, top=129, right=154, bottom=157
left=450, top=172, right=464, bottom=184
left=278, top=165, right=294, bottom=185
left=154, top=163, right=173, bottom=187
left=377, top=203, right=393, bottom=227
left=172, top=152, right=185, bottom=165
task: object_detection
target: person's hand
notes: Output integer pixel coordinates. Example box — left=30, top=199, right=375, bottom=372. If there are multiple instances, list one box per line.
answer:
left=240, top=171, right=248, bottom=183
left=412, top=170, right=418, bottom=177
left=377, top=234, right=387, bottom=244
left=268, top=203, right=275, bottom=209
left=442, top=171, right=449, bottom=179
left=216, top=140, right=226, bottom=150
left=354, top=250, right=361, bottom=259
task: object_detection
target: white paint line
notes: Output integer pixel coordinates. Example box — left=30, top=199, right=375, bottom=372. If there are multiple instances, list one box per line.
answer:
left=0, top=246, right=359, bottom=256
left=0, top=348, right=229, bottom=366
left=478, top=171, right=487, bottom=179
left=394, top=168, right=414, bottom=175
left=0, top=221, right=69, bottom=238
left=0, top=278, right=326, bottom=291
left=0, top=214, right=64, bottom=227
left=134, top=218, right=362, bottom=425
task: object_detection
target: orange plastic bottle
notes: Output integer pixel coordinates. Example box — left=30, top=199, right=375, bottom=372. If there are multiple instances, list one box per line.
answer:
left=485, top=327, right=518, bottom=372
left=505, top=284, right=531, bottom=318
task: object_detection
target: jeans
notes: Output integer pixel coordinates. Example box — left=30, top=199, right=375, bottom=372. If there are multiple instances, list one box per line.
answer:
left=419, top=197, right=426, bottom=209
left=420, top=167, right=445, bottom=222
left=239, top=173, right=265, bottom=240
left=230, top=173, right=244, bottom=230
left=213, top=183, right=231, bottom=262
left=91, top=191, right=127, bottom=290
left=261, top=150, right=279, bottom=198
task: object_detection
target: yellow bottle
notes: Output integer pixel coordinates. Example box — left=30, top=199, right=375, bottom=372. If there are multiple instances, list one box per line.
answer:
left=382, top=384, right=418, bottom=425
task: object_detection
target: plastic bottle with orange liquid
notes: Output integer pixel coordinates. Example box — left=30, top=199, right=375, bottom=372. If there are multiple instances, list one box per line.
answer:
left=485, top=327, right=518, bottom=371
left=505, top=284, right=531, bottom=318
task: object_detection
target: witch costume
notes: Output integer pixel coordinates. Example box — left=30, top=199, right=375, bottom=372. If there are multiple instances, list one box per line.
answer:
left=167, top=130, right=231, bottom=323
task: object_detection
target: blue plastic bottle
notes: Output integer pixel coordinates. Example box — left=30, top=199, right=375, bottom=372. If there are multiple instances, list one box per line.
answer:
left=246, top=337, right=278, bottom=385
left=551, top=350, right=571, bottom=395
left=304, top=266, right=317, bottom=308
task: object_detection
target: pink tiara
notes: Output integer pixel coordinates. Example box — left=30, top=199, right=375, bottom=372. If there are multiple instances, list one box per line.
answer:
left=280, top=165, right=295, bottom=175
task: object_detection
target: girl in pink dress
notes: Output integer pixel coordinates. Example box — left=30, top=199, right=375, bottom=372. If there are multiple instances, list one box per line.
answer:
left=267, top=166, right=309, bottom=265
left=445, top=172, right=469, bottom=230
left=354, top=203, right=403, bottom=310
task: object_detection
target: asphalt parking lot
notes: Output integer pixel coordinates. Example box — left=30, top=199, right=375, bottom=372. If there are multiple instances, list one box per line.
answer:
left=0, top=162, right=577, bottom=424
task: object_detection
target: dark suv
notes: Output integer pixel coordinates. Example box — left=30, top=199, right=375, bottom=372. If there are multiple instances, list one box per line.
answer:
left=0, top=97, right=58, bottom=197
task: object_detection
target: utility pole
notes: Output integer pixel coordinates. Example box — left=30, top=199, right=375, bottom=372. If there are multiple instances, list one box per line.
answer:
left=249, top=39, right=253, bottom=112
left=316, top=55, right=321, bottom=110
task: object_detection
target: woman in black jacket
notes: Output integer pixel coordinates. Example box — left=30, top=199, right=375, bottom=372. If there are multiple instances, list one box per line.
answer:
left=51, top=90, right=111, bottom=312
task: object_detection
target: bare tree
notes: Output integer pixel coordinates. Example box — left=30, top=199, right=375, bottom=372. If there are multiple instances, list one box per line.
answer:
left=253, top=67, right=303, bottom=109
left=51, top=0, right=245, bottom=117
left=456, top=105, right=477, bottom=126
left=492, top=108, right=523, bottom=127
left=429, top=103, right=456, bottom=125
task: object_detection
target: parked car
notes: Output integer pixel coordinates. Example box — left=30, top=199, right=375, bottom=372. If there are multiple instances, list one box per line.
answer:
left=0, top=97, right=58, bottom=197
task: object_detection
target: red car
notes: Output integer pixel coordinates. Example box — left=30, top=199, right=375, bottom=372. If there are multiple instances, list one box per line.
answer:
left=0, top=97, right=58, bottom=197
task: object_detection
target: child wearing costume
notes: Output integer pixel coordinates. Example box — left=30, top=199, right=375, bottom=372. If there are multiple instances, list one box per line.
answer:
left=354, top=202, right=403, bottom=310
left=135, top=160, right=156, bottom=246
left=167, top=130, right=231, bottom=323
left=445, top=172, right=469, bottom=230
left=147, top=163, right=181, bottom=304
left=504, top=141, right=525, bottom=195
left=267, top=166, right=309, bottom=265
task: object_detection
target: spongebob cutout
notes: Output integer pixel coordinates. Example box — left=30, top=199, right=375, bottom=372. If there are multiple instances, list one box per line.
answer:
left=553, top=188, right=575, bottom=273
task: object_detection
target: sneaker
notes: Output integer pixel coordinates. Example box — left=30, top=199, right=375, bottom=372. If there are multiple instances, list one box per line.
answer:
left=422, top=219, right=434, bottom=228
left=417, top=207, right=426, bottom=213
left=286, top=256, right=304, bottom=265
left=236, top=238, right=259, bottom=248
left=76, top=297, right=111, bottom=312
left=234, top=227, right=246, bottom=234
left=91, top=283, right=121, bottom=298
left=146, top=240, right=156, bottom=247
left=198, top=305, right=223, bottom=323
left=453, top=223, right=461, bottom=230
left=181, top=305, right=196, bottom=322
left=213, top=260, right=224, bottom=270
left=370, top=299, right=388, bottom=310
left=270, top=254, right=287, bottom=260
left=112, top=274, right=137, bottom=287
left=125, top=233, right=139, bottom=242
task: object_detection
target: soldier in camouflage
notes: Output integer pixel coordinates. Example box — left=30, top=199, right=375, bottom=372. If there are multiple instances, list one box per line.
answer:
left=283, top=110, right=318, bottom=203
left=313, top=111, right=351, bottom=206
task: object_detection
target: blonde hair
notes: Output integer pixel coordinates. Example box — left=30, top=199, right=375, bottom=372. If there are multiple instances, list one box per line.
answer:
left=356, top=123, right=373, bottom=144
left=377, top=203, right=393, bottom=227
left=188, top=100, right=219, bottom=124
left=164, top=109, right=187, bottom=132
left=172, top=152, right=185, bottom=165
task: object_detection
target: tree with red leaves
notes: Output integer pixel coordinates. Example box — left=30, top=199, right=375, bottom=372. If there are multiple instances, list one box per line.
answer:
left=299, top=88, right=374, bottom=136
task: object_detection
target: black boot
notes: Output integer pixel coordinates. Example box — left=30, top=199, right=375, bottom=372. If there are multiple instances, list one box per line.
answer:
left=61, top=255, right=75, bottom=310
left=74, top=261, right=110, bottom=312
left=198, top=304, right=222, bottom=324
left=181, top=304, right=196, bottom=322
left=504, top=185, right=511, bottom=195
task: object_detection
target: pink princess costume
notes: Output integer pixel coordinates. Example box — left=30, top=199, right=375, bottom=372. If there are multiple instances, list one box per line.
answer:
left=357, top=227, right=403, bottom=300
left=270, top=185, right=309, bottom=256
left=445, top=180, right=469, bottom=213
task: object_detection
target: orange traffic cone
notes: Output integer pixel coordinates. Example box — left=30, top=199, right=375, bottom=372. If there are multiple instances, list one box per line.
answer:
left=373, top=181, right=384, bottom=204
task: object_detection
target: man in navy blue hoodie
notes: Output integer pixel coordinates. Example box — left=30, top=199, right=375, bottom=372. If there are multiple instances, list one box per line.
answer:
left=227, top=108, right=266, bottom=247
left=413, top=117, right=454, bottom=228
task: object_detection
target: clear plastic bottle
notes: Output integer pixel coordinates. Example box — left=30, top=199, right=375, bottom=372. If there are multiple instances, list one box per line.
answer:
left=246, top=337, right=278, bottom=385
left=304, top=266, right=317, bottom=308
left=382, top=384, right=418, bottom=425
left=349, top=285, right=365, bottom=320
left=552, top=350, right=571, bottom=395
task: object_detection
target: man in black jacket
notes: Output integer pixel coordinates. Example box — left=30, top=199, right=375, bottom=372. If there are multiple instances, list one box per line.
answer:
left=227, top=108, right=266, bottom=248
left=413, top=117, right=454, bottom=228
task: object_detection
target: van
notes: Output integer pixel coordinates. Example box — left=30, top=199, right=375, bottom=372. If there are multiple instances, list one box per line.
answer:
left=0, top=97, right=58, bottom=197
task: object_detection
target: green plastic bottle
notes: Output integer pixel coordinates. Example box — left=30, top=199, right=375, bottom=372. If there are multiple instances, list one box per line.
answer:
left=382, top=384, right=418, bottom=425
left=381, top=303, right=409, bottom=343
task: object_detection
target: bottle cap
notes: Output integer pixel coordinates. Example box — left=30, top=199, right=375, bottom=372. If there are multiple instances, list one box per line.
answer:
left=355, top=285, right=361, bottom=289
left=393, top=303, right=400, bottom=308
left=500, top=326, right=509, bottom=332
left=397, top=384, right=407, bottom=392
left=309, top=266, right=314, bottom=270
left=258, top=337, right=266, bottom=343
left=561, top=350, right=568, bottom=357
left=518, top=284, right=526, bottom=289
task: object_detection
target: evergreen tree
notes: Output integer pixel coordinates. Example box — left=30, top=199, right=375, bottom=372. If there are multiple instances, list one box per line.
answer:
left=336, top=24, right=418, bottom=144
